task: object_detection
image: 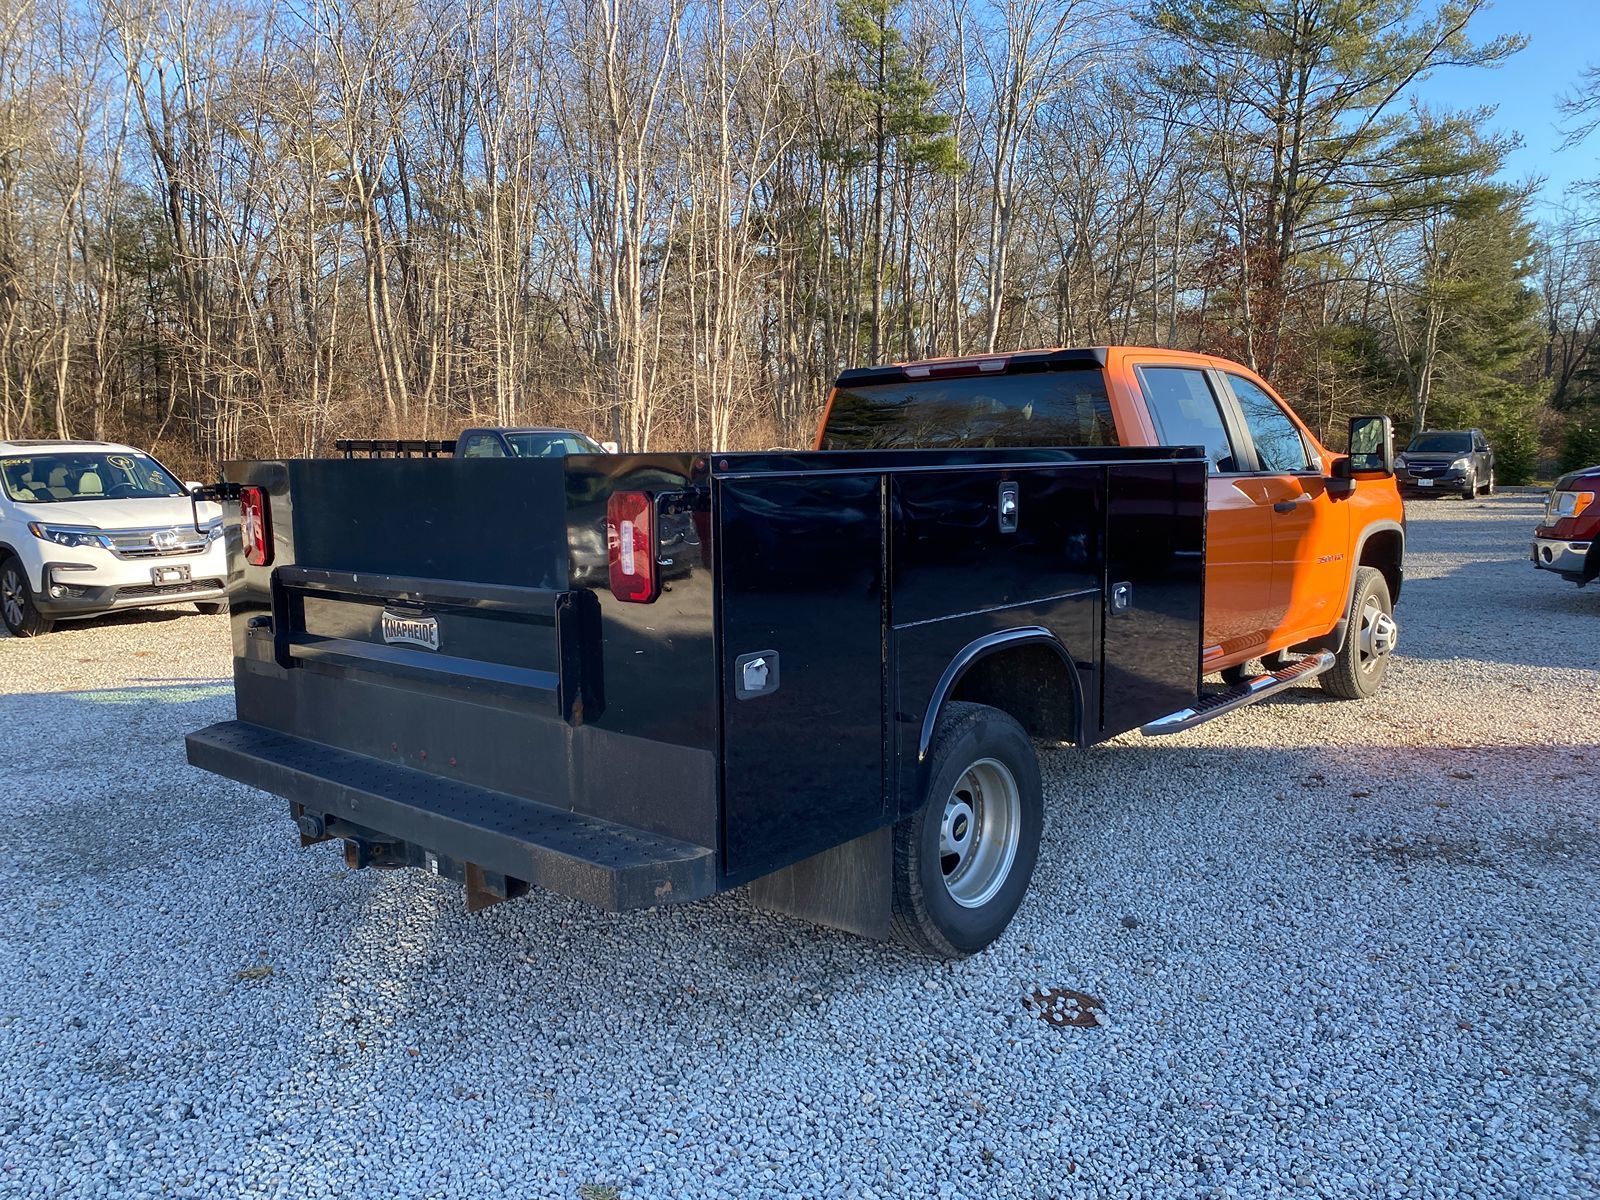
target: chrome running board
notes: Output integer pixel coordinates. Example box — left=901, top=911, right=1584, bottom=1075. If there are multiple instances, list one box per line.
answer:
left=1140, top=651, right=1336, bottom=737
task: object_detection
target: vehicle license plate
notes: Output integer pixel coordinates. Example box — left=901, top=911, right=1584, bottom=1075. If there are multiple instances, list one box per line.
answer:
left=1418, top=479, right=1433, bottom=487
left=152, top=565, right=191, bottom=584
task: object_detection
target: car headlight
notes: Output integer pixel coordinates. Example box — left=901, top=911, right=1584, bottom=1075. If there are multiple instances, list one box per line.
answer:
left=27, top=522, right=107, bottom=549
left=204, top=518, right=224, bottom=541
left=1552, top=490, right=1595, bottom=519
left=1450, top=457, right=1471, bottom=472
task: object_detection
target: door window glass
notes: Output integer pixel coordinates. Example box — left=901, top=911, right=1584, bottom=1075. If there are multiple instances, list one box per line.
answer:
left=1227, top=376, right=1312, bottom=473
left=458, top=433, right=505, bottom=458
left=1138, top=367, right=1240, bottom=474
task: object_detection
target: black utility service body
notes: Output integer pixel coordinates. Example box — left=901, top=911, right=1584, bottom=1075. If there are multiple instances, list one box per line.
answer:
left=189, top=426, right=1206, bottom=950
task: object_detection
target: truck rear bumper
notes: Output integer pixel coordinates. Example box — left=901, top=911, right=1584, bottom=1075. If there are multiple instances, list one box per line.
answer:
left=186, top=720, right=717, bottom=911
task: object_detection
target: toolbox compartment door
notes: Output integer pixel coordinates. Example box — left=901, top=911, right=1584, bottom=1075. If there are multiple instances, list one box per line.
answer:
left=715, top=472, right=887, bottom=883
left=1099, top=459, right=1207, bottom=736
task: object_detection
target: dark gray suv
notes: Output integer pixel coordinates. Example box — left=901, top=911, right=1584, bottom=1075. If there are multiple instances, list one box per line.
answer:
left=1397, top=429, right=1494, bottom=499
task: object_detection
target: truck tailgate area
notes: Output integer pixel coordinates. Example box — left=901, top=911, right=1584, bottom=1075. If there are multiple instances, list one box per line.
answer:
left=186, top=720, right=714, bottom=909
left=188, top=454, right=721, bottom=910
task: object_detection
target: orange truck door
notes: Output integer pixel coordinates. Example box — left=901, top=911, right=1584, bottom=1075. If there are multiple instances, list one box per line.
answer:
left=1216, top=372, right=1350, bottom=646
left=1130, top=362, right=1278, bottom=665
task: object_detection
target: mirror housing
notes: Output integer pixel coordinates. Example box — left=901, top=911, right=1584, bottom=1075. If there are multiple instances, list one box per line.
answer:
left=600, top=440, right=620, bottom=454
left=1327, top=455, right=1355, bottom=497
left=1347, top=415, right=1394, bottom=475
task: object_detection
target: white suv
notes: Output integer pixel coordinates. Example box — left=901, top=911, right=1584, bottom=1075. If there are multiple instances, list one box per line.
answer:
left=0, top=440, right=227, bottom=637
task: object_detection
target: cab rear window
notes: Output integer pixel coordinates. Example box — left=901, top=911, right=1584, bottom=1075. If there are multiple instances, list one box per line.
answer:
left=820, top=370, right=1116, bottom=450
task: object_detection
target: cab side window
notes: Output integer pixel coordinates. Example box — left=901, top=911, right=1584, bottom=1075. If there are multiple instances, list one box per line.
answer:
left=458, top=433, right=505, bottom=459
left=1226, top=375, right=1312, bottom=473
left=1138, top=367, right=1240, bottom=474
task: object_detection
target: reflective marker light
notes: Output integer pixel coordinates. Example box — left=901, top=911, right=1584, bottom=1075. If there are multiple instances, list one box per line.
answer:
left=240, top=486, right=271, bottom=566
left=607, top=491, right=658, bottom=603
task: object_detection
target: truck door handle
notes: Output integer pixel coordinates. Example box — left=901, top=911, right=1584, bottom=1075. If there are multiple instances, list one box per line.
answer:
left=1273, top=499, right=1305, bottom=513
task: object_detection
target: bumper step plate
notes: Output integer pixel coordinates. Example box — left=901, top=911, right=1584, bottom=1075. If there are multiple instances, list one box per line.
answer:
left=186, top=720, right=715, bottom=911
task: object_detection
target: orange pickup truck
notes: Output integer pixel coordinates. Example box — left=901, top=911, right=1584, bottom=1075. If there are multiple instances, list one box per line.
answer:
left=818, top=345, right=1405, bottom=705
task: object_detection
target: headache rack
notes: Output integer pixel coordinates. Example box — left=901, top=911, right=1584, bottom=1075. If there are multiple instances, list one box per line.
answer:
left=333, top=438, right=456, bottom=459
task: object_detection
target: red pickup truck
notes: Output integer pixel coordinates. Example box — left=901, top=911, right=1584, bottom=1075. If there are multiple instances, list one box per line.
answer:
left=1532, top=465, right=1600, bottom=586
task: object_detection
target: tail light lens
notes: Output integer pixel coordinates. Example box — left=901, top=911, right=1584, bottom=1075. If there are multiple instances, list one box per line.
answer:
left=607, top=490, right=658, bottom=603
left=240, top=486, right=272, bottom=566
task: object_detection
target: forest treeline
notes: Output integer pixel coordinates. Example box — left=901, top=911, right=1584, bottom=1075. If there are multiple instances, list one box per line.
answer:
left=3, top=0, right=1599, bottom=477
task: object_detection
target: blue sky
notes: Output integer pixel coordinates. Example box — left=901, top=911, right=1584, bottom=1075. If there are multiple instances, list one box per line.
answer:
left=1408, top=0, right=1596, bottom=213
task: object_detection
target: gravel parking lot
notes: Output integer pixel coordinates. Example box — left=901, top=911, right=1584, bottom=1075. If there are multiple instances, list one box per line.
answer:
left=1, top=493, right=1596, bottom=1200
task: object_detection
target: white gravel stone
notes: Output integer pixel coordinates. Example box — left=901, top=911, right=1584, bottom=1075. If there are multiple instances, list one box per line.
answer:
left=0, top=494, right=1596, bottom=1198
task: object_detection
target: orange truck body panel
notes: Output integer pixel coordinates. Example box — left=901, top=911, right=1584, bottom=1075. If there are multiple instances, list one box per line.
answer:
left=816, top=345, right=1405, bottom=675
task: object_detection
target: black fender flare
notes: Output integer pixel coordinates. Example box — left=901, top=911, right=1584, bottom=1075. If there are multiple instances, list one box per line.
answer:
left=1351, top=520, right=1406, bottom=602
left=916, top=626, right=1086, bottom=763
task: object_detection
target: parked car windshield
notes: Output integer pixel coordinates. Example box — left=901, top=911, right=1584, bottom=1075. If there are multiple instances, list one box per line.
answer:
left=503, top=431, right=605, bottom=457
left=821, top=370, right=1116, bottom=450
left=1406, top=432, right=1471, bottom=454
left=0, top=450, right=187, bottom=503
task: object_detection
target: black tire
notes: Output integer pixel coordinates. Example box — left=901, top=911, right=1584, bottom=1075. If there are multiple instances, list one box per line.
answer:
left=1461, top=472, right=1476, bottom=500
left=194, top=600, right=228, bottom=615
left=1485, top=469, right=1495, bottom=496
left=1320, top=566, right=1396, bottom=700
left=890, top=702, right=1043, bottom=959
left=0, top=555, right=55, bottom=638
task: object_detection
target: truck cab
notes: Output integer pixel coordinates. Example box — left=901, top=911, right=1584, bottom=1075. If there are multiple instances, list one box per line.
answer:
left=454, top=428, right=614, bottom=458
left=818, top=346, right=1405, bottom=698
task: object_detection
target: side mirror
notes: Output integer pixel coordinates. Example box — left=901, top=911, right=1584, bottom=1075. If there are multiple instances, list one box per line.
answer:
left=1347, top=415, right=1394, bottom=475
left=185, top=481, right=203, bottom=493
left=600, top=441, right=619, bottom=454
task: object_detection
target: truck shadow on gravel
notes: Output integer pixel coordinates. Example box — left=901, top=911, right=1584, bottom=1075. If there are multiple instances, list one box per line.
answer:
left=6, top=681, right=1595, bottom=1002
left=258, top=735, right=1598, bottom=994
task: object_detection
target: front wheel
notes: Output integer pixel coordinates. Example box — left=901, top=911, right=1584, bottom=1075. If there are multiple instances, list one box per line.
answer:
left=194, top=600, right=228, bottom=615
left=1321, top=566, right=1397, bottom=700
left=890, top=702, right=1043, bottom=958
left=1, top=556, right=54, bottom=638
left=1462, top=473, right=1477, bottom=500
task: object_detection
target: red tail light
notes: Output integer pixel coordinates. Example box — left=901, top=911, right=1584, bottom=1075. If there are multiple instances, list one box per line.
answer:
left=607, top=491, right=657, bottom=603
left=240, top=486, right=272, bottom=566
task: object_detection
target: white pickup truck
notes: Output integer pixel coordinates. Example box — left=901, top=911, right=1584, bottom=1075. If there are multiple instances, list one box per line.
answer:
left=0, top=439, right=226, bottom=637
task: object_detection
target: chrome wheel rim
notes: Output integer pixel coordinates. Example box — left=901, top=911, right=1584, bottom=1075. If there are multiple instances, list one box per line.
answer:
left=1357, top=597, right=1398, bottom=674
left=1, top=566, right=24, bottom=629
left=940, top=757, right=1021, bottom=909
